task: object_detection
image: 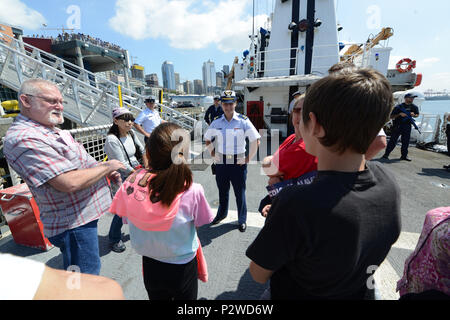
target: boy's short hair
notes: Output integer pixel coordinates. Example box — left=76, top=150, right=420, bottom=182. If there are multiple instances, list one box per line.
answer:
left=328, top=61, right=357, bottom=75
left=302, top=68, right=393, bottom=154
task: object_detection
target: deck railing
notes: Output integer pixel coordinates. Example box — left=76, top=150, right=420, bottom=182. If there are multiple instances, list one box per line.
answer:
left=252, top=43, right=346, bottom=77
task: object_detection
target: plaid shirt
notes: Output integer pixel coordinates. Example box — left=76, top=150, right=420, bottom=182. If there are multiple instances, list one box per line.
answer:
left=3, top=114, right=112, bottom=237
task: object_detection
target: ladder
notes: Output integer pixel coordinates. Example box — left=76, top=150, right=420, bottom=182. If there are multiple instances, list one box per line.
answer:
left=0, top=33, right=196, bottom=131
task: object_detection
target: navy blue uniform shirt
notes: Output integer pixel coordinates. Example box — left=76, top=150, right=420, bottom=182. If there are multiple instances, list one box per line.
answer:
left=204, top=104, right=224, bottom=125
left=391, top=103, right=419, bottom=128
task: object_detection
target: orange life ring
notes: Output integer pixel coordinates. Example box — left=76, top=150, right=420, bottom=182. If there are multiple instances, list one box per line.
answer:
left=396, top=58, right=416, bottom=73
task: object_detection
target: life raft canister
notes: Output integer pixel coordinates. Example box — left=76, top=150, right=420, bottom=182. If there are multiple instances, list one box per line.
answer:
left=396, top=58, right=416, bottom=73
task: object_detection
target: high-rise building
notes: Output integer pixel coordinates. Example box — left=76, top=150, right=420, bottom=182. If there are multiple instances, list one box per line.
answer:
left=223, top=65, right=230, bottom=76
left=193, top=79, right=204, bottom=95
left=216, top=72, right=224, bottom=89
left=145, top=73, right=159, bottom=87
left=183, top=80, right=194, bottom=94
left=202, top=60, right=216, bottom=95
left=131, top=64, right=145, bottom=81
left=174, top=73, right=180, bottom=88
left=161, top=61, right=176, bottom=91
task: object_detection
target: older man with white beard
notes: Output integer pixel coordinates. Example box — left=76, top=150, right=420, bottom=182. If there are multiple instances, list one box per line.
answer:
left=3, top=79, right=125, bottom=275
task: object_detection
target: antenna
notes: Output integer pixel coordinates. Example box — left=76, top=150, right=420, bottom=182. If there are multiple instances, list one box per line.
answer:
left=41, top=24, right=75, bottom=34
left=252, top=0, right=255, bottom=41
left=130, top=56, right=138, bottom=65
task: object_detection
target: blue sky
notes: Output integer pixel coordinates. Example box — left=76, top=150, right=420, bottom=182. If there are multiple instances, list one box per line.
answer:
left=1, top=0, right=449, bottom=90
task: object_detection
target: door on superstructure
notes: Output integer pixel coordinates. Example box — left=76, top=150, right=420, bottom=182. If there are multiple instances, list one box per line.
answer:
left=247, top=101, right=264, bottom=131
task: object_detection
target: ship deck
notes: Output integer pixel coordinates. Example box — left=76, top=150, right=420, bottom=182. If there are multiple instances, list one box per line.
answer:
left=0, top=144, right=449, bottom=300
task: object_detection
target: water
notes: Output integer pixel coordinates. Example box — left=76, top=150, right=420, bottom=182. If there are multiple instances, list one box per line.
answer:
left=420, top=100, right=450, bottom=119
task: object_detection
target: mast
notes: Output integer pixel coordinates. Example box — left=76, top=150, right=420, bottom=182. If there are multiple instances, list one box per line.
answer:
left=252, top=0, right=255, bottom=40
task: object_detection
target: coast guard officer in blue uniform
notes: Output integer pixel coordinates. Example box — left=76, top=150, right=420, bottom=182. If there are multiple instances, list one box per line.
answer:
left=382, top=93, right=420, bottom=161
left=204, top=95, right=224, bottom=125
left=204, top=90, right=261, bottom=232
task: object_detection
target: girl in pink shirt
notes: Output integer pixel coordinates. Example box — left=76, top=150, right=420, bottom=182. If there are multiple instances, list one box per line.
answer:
left=110, top=123, right=214, bottom=300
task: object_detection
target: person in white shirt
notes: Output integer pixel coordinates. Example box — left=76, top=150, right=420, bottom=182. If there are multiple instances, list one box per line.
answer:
left=204, top=90, right=261, bottom=232
left=0, top=253, right=124, bottom=300
left=104, top=107, right=147, bottom=253
left=134, top=97, right=166, bottom=145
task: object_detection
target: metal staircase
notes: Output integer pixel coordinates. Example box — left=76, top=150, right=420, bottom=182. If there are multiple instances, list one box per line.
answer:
left=0, top=33, right=196, bottom=131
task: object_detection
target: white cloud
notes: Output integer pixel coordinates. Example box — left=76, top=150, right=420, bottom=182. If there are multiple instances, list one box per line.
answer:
left=420, top=57, right=440, bottom=68
left=108, top=0, right=268, bottom=52
left=0, top=0, right=46, bottom=30
left=417, top=72, right=450, bottom=91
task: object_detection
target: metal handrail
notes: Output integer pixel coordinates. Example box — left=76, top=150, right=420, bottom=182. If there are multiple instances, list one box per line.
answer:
left=253, top=43, right=341, bottom=76
left=0, top=33, right=196, bottom=131
left=254, top=47, right=297, bottom=75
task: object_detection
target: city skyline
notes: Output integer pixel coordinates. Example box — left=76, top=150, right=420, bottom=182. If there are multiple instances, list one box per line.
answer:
left=2, top=0, right=449, bottom=91
left=132, top=57, right=230, bottom=94
left=138, top=59, right=229, bottom=94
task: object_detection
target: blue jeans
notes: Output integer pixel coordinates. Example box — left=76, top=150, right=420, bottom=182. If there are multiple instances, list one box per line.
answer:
left=108, top=215, right=123, bottom=244
left=48, top=219, right=101, bottom=275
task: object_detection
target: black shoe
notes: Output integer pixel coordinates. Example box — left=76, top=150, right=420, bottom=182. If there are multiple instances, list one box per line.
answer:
left=239, top=223, right=247, bottom=232
left=443, top=165, right=450, bottom=169
left=110, top=240, right=126, bottom=253
left=400, top=157, right=412, bottom=162
left=211, top=216, right=225, bottom=225
left=381, top=154, right=389, bottom=160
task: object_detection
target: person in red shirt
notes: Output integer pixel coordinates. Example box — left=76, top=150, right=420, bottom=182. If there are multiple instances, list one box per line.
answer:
left=260, top=95, right=318, bottom=216
left=263, top=95, right=318, bottom=182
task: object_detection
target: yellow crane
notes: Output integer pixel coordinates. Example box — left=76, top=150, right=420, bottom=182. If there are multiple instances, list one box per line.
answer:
left=341, top=27, right=394, bottom=62
left=225, top=57, right=239, bottom=90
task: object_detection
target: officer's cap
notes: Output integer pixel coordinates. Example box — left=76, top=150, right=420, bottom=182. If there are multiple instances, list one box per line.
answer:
left=221, top=90, right=237, bottom=103
left=213, top=95, right=221, bottom=101
left=145, top=96, right=155, bottom=103
left=404, top=93, right=418, bottom=99
left=292, top=90, right=301, bottom=97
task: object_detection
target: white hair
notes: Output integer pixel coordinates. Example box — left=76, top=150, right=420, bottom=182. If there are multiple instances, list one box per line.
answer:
left=18, top=79, right=58, bottom=109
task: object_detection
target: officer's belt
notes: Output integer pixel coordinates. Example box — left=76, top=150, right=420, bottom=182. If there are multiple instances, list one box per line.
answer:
left=216, top=153, right=246, bottom=164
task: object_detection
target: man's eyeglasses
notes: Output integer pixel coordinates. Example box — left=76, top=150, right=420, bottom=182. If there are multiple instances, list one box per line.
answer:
left=26, top=94, right=66, bottom=106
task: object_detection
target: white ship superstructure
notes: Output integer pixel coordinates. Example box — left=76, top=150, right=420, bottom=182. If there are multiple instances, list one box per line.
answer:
left=232, top=0, right=424, bottom=138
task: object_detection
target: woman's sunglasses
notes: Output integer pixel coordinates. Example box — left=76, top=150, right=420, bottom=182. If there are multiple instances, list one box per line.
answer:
left=117, top=114, right=135, bottom=122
